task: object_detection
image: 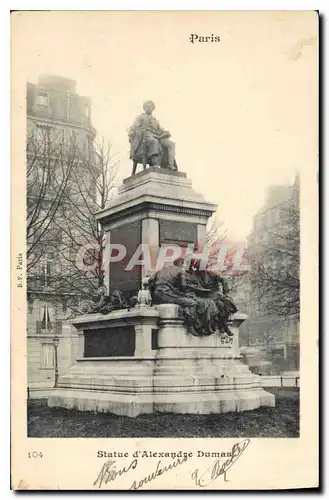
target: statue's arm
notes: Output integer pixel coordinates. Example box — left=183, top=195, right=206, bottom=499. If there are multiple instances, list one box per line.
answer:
left=156, top=120, right=171, bottom=139
left=178, top=268, right=187, bottom=290
left=155, top=119, right=164, bottom=135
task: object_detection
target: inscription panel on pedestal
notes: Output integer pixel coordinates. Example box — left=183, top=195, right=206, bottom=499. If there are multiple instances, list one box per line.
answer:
left=159, top=220, right=197, bottom=247
left=84, top=327, right=135, bottom=357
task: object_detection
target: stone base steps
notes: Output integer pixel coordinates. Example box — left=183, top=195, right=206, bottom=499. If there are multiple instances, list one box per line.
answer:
left=48, top=387, right=275, bottom=417
left=48, top=361, right=275, bottom=416
left=47, top=306, right=276, bottom=417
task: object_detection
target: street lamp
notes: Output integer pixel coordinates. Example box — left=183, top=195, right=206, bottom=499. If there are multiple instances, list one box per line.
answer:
left=53, top=335, right=59, bottom=388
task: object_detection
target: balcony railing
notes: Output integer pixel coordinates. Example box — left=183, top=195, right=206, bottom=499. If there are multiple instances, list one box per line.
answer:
left=36, top=320, right=62, bottom=335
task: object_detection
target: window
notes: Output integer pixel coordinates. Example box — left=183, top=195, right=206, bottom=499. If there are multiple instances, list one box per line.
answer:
left=36, top=91, right=49, bottom=107
left=41, top=343, right=55, bottom=368
left=84, top=104, right=90, bottom=118
left=39, top=258, right=54, bottom=287
left=40, top=303, right=52, bottom=330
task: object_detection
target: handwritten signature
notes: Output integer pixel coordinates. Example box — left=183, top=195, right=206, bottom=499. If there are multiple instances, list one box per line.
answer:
left=93, top=459, right=138, bottom=488
left=130, top=455, right=189, bottom=490
left=191, top=439, right=250, bottom=487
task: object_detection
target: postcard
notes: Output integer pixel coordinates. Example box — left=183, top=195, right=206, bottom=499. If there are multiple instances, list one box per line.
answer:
left=11, top=10, right=318, bottom=490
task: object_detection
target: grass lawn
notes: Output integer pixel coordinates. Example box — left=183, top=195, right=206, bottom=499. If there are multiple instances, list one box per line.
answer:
left=28, top=388, right=299, bottom=438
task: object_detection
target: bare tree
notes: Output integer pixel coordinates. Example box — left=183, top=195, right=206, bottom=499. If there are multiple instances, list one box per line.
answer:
left=206, top=214, right=227, bottom=266
left=250, top=182, right=300, bottom=318
left=47, top=138, right=118, bottom=304
left=206, top=214, right=249, bottom=295
left=27, top=126, right=81, bottom=272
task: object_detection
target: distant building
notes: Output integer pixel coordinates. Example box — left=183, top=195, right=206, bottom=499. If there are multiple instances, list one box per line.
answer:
left=239, top=178, right=300, bottom=372
left=27, top=75, right=97, bottom=394
left=27, top=75, right=94, bottom=137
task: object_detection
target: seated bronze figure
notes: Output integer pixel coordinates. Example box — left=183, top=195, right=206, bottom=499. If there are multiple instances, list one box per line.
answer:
left=129, top=100, right=178, bottom=175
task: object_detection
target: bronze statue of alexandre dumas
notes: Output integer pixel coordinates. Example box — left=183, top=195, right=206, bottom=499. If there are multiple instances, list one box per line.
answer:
left=129, top=100, right=178, bottom=175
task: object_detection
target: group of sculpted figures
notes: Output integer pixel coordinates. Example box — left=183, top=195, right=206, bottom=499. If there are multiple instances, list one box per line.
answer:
left=80, top=259, right=237, bottom=337
left=145, top=258, right=238, bottom=336
left=129, top=100, right=178, bottom=174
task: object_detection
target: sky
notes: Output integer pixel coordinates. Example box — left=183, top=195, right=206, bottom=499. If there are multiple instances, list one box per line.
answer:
left=13, top=11, right=318, bottom=240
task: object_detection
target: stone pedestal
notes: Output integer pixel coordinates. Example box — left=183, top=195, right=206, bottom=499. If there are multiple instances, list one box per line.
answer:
left=48, top=308, right=159, bottom=416
left=151, top=305, right=275, bottom=414
left=48, top=168, right=275, bottom=417
left=48, top=305, right=275, bottom=417
left=95, top=168, right=217, bottom=297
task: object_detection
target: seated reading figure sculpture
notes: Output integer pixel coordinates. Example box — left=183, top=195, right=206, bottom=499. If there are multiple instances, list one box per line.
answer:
left=129, top=100, right=178, bottom=175
left=192, top=261, right=238, bottom=335
left=147, top=258, right=237, bottom=336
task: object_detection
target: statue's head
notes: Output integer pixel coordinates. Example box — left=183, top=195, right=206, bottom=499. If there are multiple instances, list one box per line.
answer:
left=173, top=257, right=185, bottom=269
left=142, top=276, right=150, bottom=289
left=97, top=285, right=107, bottom=296
left=143, top=100, right=155, bottom=115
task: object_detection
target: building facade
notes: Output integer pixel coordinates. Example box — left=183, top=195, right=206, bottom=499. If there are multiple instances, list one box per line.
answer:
left=27, top=75, right=98, bottom=393
left=239, top=178, right=300, bottom=373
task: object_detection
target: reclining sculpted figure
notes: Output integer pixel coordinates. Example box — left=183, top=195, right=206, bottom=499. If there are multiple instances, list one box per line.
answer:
left=146, top=258, right=238, bottom=336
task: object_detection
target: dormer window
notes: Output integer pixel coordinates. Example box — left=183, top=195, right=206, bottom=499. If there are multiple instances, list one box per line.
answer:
left=36, top=91, right=49, bottom=107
